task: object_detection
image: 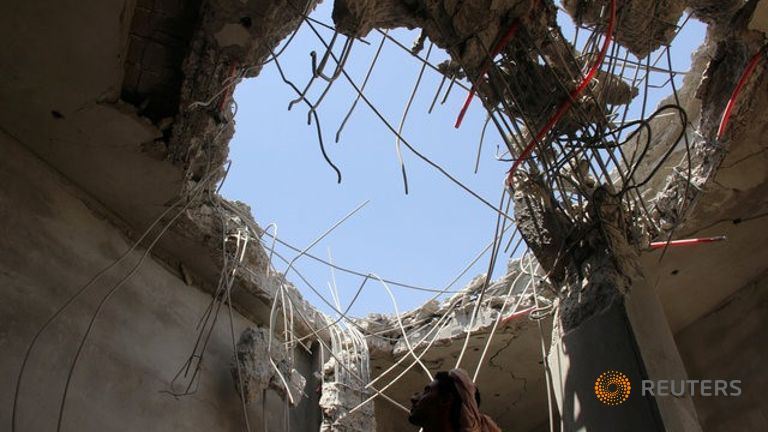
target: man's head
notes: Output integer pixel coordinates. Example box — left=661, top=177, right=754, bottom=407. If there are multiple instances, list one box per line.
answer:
left=408, top=371, right=481, bottom=431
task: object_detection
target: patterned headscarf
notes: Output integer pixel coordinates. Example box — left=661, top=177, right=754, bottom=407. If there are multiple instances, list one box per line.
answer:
left=448, top=368, right=502, bottom=432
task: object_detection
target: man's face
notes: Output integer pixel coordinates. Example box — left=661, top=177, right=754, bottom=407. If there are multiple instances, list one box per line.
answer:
left=408, top=380, right=448, bottom=426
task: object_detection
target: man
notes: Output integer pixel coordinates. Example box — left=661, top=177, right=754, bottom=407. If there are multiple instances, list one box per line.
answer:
left=408, top=368, right=502, bottom=432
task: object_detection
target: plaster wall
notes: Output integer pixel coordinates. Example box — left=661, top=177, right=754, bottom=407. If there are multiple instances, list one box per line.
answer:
left=676, top=270, right=768, bottom=431
left=0, top=128, right=318, bottom=431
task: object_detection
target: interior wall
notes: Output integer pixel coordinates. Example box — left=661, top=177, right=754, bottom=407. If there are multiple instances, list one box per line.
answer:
left=675, top=270, right=768, bottom=431
left=0, top=128, right=316, bottom=430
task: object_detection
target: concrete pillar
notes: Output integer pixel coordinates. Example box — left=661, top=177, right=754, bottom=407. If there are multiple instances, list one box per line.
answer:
left=548, top=297, right=664, bottom=430
left=624, top=272, right=703, bottom=431
left=513, top=181, right=701, bottom=431
left=548, top=277, right=701, bottom=431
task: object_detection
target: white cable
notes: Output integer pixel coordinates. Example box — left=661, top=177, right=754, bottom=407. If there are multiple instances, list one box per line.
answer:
left=365, top=299, right=459, bottom=389
left=223, top=223, right=254, bottom=432
left=455, top=190, right=511, bottom=368
left=266, top=201, right=368, bottom=404
left=348, top=310, right=456, bottom=415
left=286, top=293, right=411, bottom=413
left=529, top=255, right=557, bottom=432
left=260, top=223, right=279, bottom=276
left=371, top=274, right=432, bottom=379
left=472, top=254, right=535, bottom=381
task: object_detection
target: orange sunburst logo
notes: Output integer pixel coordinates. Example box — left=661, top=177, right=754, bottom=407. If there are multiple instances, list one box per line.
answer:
left=594, top=370, right=631, bottom=406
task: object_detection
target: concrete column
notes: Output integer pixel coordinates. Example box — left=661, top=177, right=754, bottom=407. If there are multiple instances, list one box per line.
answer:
left=513, top=181, right=701, bottom=431
left=548, top=297, right=664, bottom=431
left=624, top=273, right=703, bottom=431
left=548, top=275, right=701, bottom=431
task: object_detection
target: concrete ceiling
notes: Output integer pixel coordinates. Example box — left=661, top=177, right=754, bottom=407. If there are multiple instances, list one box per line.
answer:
left=641, top=48, right=768, bottom=334
left=0, top=1, right=184, bottom=231
left=4, top=0, right=764, bottom=334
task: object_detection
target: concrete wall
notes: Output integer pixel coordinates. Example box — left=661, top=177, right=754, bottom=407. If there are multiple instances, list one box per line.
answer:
left=0, top=128, right=318, bottom=430
left=676, top=270, right=768, bottom=431
left=625, top=272, right=703, bottom=431
left=548, top=300, right=666, bottom=432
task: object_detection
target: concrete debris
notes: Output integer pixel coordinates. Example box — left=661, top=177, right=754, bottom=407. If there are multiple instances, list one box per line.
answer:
left=505, top=16, right=639, bottom=131
left=332, top=0, right=538, bottom=83
left=563, top=0, right=687, bottom=58
left=359, top=257, right=548, bottom=359
left=512, top=170, right=574, bottom=285
left=200, top=0, right=319, bottom=71
left=651, top=1, right=767, bottom=236
left=319, top=382, right=376, bottom=432
left=686, top=0, right=746, bottom=26
left=511, top=162, right=649, bottom=331
left=168, top=0, right=319, bottom=193
left=559, top=188, right=644, bottom=330
left=232, top=327, right=307, bottom=405
left=166, top=198, right=326, bottom=339
left=319, top=332, right=376, bottom=432
left=749, top=0, right=768, bottom=33
left=333, top=0, right=636, bottom=132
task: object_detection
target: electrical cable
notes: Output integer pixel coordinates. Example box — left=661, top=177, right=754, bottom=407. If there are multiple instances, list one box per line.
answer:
left=455, top=189, right=511, bottom=368
left=395, top=42, right=434, bottom=194
left=54, top=172, right=218, bottom=432
left=269, top=48, right=342, bottom=183
left=717, top=45, right=766, bottom=138
left=455, top=20, right=521, bottom=129
left=506, top=0, right=616, bottom=186
left=295, top=16, right=518, bottom=223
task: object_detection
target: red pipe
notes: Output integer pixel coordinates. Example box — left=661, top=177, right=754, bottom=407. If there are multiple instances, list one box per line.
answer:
left=502, top=306, right=535, bottom=324
left=717, top=47, right=766, bottom=139
left=505, top=0, right=616, bottom=186
left=455, top=20, right=521, bottom=129
left=649, top=235, right=726, bottom=250
left=217, top=63, right=240, bottom=114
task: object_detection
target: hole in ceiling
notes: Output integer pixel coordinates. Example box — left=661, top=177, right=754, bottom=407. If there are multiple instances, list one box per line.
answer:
left=220, top=2, right=707, bottom=317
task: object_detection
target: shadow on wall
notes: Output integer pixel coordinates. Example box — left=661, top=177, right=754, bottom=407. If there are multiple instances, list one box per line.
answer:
left=675, top=273, right=768, bottom=431
left=554, top=300, right=665, bottom=431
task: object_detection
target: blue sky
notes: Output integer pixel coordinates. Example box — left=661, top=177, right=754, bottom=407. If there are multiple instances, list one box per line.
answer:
left=221, top=3, right=706, bottom=317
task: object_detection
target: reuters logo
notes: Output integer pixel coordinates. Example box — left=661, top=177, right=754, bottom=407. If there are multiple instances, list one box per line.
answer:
left=594, top=371, right=631, bottom=406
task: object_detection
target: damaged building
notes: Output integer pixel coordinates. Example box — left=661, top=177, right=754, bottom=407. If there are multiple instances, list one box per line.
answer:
left=1, top=0, right=767, bottom=431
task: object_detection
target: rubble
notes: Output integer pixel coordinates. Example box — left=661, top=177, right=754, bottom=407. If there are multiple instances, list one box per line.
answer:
left=319, top=327, right=376, bottom=432
left=232, top=327, right=307, bottom=405
left=319, top=382, right=375, bottom=432
left=563, top=0, right=687, bottom=58
left=360, top=256, right=547, bottom=357
left=687, top=0, right=746, bottom=26
left=333, top=0, right=637, bottom=132
left=3, top=0, right=768, bottom=430
left=169, top=0, right=319, bottom=192
left=650, top=0, right=767, bottom=236
left=332, top=0, right=537, bottom=77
